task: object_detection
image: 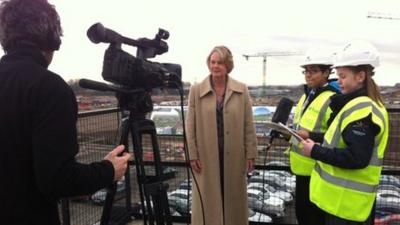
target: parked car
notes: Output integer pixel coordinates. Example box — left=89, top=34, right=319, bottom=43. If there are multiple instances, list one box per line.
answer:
left=168, top=189, right=191, bottom=201
left=266, top=161, right=289, bottom=167
left=162, top=166, right=178, bottom=175
left=375, top=214, right=400, bottom=225
left=378, top=184, right=400, bottom=194
left=248, top=208, right=272, bottom=223
left=376, top=191, right=400, bottom=214
left=248, top=173, right=294, bottom=194
left=265, top=170, right=293, bottom=179
left=169, top=207, right=182, bottom=217
left=91, top=180, right=126, bottom=205
left=263, top=171, right=295, bottom=192
left=247, top=183, right=293, bottom=203
left=247, top=189, right=285, bottom=218
left=248, top=196, right=284, bottom=219
left=179, top=180, right=192, bottom=190
left=168, top=195, right=191, bottom=216
left=380, top=175, right=400, bottom=188
left=378, top=189, right=400, bottom=199
left=248, top=182, right=276, bottom=193
left=248, top=175, right=282, bottom=190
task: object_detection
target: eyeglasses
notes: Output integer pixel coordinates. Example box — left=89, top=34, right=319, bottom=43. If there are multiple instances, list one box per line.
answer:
left=302, top=69, right=321, bottom=75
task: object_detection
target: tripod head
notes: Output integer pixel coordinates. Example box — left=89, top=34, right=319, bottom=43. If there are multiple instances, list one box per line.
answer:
left=78, top=79, right=152, bottom=114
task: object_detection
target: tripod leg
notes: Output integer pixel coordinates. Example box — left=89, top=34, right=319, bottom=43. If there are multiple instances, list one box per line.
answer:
left=131, top=118, right=174, bottom=225
left=131, top=120, right=155, bottom=225
left=148, top=121, right=173, bottom=225
left=100, top=117, right=130, bottom=225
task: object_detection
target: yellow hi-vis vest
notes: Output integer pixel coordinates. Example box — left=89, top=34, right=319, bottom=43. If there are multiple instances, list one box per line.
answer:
left=310, top=96, right=389, bottom=222
left=289, top=90, right=335, bottom=175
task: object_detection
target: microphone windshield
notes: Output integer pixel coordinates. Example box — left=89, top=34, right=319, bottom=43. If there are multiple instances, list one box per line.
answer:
left=271, top=97, right=294, bottom=125
left=87, top=23, right=106, bottom=44
left=87, top=23, right=122, bottom=44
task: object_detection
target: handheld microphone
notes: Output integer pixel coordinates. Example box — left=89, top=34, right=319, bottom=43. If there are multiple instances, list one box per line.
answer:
left=269, top=97, right=294, bottom=142
left=271, top=97, right=294, bottom=125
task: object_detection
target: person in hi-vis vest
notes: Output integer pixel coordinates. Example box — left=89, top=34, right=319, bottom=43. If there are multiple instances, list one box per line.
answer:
left=287, top=47, right=340, bottom=225
left=301, top=40, right=389, bottom=225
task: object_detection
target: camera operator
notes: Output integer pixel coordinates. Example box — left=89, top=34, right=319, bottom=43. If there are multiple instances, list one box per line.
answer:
left=0, top=0, right=131, bottom=225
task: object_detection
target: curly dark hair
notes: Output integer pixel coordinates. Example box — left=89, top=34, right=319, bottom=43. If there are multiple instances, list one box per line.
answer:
left=0, top=0, right=62, bottom=52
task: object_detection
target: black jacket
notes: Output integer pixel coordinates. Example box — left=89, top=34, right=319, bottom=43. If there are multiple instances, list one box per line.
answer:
left=310, top=88, right=381, bottom=169
left=0, top=45, right=114, bottom=225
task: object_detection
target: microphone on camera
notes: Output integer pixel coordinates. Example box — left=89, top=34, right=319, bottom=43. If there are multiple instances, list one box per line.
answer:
left=87, top=23, right=132, bottom=45
left=86, top=23, right=168, bottom=55
left=79, top=79, right=111, bottom=92
left=269, top=97, right=294, bottom=143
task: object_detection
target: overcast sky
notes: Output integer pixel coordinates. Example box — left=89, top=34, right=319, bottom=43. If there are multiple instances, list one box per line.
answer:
left=40, top=0, right=400, bottom=86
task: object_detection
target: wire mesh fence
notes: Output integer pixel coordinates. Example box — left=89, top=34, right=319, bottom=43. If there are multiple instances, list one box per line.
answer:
left=59, top=107, right=400, bottom=225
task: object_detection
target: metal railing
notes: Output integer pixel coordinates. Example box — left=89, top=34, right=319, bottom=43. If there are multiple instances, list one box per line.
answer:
left=60, top=107, right=400, bottom=225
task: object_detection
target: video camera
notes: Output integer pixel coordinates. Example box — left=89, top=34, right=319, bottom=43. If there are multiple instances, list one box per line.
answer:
left=79, top=23, right=184, bottom=225
left=82, top=23, right=182, bottom=113
left=87, top=23, right=182, bottom=89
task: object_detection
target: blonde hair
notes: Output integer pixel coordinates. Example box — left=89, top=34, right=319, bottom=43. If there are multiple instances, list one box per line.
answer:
left=365, top=73, right=384, bottom=106
left=348, top=65, right=384, bottom=106
left=206, top=45, right=234, bottom=73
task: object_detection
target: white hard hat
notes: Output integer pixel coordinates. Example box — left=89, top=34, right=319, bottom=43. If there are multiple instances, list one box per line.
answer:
left=333, top=40, right=379, bottom=68
left=300, top=47, right=334, bottom=67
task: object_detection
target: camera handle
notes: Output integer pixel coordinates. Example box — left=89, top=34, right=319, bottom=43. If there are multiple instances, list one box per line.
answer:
left=100, top=110, right=173, bottom=225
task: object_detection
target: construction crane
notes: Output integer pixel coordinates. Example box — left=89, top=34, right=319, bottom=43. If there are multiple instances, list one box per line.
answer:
left=243, top=51, right=302, bottom=96
left=367, top=11, right=400, bottom=20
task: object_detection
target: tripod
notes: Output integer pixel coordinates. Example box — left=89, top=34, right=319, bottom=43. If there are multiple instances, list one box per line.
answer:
left=100, top=106, right=174, bottom=225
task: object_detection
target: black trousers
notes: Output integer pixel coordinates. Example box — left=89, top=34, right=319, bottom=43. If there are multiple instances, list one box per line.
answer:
left=295, top=175, right=325, bottom=225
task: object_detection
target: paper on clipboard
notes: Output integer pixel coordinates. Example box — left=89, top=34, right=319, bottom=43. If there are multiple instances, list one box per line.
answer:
left=262, top=121, right=305, bottom=142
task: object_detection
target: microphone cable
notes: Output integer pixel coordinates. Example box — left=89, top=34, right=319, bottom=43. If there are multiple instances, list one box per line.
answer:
left=258, top=130, right=274, bottom=222
left=177, top=85, right=206, bottom=225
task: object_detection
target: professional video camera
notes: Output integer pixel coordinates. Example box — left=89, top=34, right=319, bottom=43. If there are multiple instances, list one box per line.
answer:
left=81, top=23, right=182, bottom=113
left=80, top=23, right=183, bottom=225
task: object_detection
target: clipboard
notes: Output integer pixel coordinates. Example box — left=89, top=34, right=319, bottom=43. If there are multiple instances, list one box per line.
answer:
left=262, top=121, right=305, bottom=142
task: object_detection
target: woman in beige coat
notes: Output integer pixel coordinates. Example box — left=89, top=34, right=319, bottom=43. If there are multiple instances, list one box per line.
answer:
left=186, top=45, right=257, bottom=225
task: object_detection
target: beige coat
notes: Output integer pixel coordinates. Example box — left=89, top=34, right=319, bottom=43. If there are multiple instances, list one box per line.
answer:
left=185, top=76, right=257, bottom=225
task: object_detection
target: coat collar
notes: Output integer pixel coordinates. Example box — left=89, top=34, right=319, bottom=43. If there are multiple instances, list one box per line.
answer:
left=1, top=43, right=49, bottom=68
left=199, top=75, right=244, bottom=98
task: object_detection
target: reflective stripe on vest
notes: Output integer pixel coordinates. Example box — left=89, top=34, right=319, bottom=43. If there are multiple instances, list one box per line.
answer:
left=289, top=91, right=334, bottom=176
left=314, top=163, right=378, bottom=193
left=292, top=94, right=306, bottom=129
left=322, top=101, right=386, bottom=166
left=310, top=96, right=389, bottom=222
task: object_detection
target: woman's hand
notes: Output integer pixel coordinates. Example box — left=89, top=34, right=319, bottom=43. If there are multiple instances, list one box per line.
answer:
left=301, top=139, right=315, bottom=157
left=296, top=129, right=310, bottom=139
left=247, top=159, right=255, bottom=173
left=190, top=159, right=202, bottom=173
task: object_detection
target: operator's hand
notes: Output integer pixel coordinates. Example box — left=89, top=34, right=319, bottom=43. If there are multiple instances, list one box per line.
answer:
left=190, top=159, right=202, bottom=173
left=296, top=129, right=310, bottom=139
left=301, top=139, right=315, bottom=157
left=247, top=158, right=255, bottom=173
left=104, top=145, right=132, bottom=181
